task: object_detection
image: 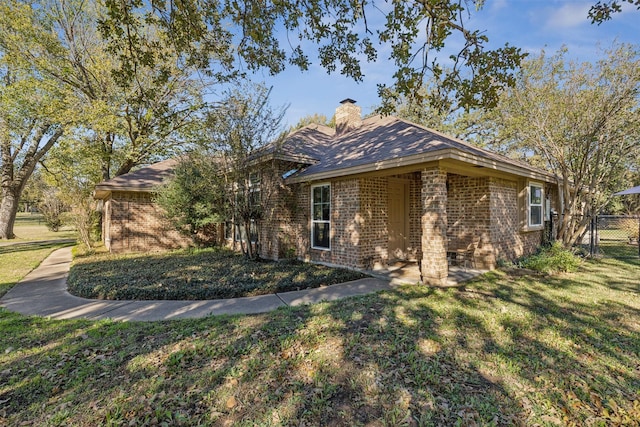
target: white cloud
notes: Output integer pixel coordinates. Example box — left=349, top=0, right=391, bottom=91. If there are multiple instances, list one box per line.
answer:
left=545, top=2, right=591, bottom=29
left=488, top=0, right=509, bottom=13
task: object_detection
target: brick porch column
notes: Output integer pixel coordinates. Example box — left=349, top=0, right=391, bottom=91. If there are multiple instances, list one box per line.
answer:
left=421, top=167, right=448, bottom=285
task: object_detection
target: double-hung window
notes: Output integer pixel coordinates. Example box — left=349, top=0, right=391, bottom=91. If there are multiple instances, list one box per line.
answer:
left=311, top=184, right=330, bottom=249
left=529, top=183, right=543, bottom=227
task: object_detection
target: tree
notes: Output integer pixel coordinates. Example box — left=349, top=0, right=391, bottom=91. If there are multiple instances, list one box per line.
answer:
left=206, top=84, right=287, bottom=259
left=388, top=78, right=497, bottom=145
left=37, top=187, right=66, bottom=232
left=154, top=154, right=223, bottom=244
left=40, top=137, right=106, bottom=249
left=486, top=44, right=640, bottom=247
left=157, top=84, right=287, bottom=258
left=0, top=0, right=211, bottom=180
left=590, top=0, right=640, bottom=23
left=291, top=113, right=333, bottom=131
left=0, top=64, right=69, bottom=238
left=98, top=0, right=526, bottom=115
left=0, top=0, right=214, bottom=239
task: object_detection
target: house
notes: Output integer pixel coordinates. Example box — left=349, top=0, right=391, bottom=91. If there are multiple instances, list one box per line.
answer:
left=95, top=99, right=559, bottom=285
left=94, top=158, right=195, bottom=252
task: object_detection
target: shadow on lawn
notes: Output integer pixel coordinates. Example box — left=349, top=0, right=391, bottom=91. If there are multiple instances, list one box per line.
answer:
left=0, top=298, right=522, bottom=426
left=0, top=239, right=76, bottom=254
left=1, top=259, right=639, bottom=425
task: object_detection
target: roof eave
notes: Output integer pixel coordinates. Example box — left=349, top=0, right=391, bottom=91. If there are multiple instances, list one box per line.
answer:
left=286, top=148, right=557, bottom=184
left=93, top=185, right=155, bottom=199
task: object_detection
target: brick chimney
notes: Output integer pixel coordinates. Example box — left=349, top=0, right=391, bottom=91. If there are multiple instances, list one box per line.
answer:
left=335, top=98, right=362, bottom=134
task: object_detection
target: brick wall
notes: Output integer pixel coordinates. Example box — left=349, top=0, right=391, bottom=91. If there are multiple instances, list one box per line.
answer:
left=408, top=173, right=422, bottom=262
left=488, top=178, right=547, bottom=265
left=257, top=162, right=289, bottom=260
left=446, top=174, right=492, bottom=267
left=447, top=175, right=548, bottom=269
left=261, top=167, right=554, bottom=274
left=487, top=178, right=519, bottom=263
left=359, top=176, right=388, bottom=268
left=421, top=167, right=448, bottom=285
left=272, top=179, right=312, bottom=262
left=289, top=173, right=420, bottom=270
left=329, top=179, right=361, bottom=266
left=107, top=191, right=192, bottom=253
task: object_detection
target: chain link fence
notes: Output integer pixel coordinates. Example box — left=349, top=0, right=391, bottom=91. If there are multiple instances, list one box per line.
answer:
left=588, top=215, right=640, bottom=259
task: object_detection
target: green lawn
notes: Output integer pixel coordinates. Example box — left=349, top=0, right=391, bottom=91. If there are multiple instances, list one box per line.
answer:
left=0, top=214, right=76, bottom=297
left=67, top=247, right=368, bottom=300
left=2, top=256, right=639, bottom=426
left=3, top=213, right=76, bottom=242
left=598, top=241, right=640, bottom=258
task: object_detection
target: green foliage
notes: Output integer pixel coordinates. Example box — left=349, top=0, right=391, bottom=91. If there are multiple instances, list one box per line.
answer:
left=156, top=83, right=287, bottom=257
left=40, top=137, right=105, bottom=249
left=154, top=156, right=223, bottom=242
left=589, top=0, right=640, bottom=23
left=483, top=43, right=640, bottom=247
left=521, top=242, right=582, bottom=274
left=67, top=247, right=366, bottom=300
left=291, top=113, right=334, bottom=131
left=98, top=0, right=526, bottom=115
left=37, top=189, right=66, bottom=232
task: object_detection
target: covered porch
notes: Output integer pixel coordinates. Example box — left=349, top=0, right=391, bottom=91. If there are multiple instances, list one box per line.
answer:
left=358, top=162, right=514, bottom=286
left=368, top=260, right=487, bottom=287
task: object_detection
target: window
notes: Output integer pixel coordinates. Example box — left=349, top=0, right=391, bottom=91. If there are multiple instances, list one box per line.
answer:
left=529, top=183, right=543, bottom=227
left=248, top=172, right=261, bottom=208
left=311, top=184, right=330, bottom=249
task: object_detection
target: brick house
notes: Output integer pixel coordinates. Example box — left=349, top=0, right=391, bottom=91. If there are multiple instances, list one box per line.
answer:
left=95, top=99, right=559, bottom=285
left=94, top=158, right=195, bottom=252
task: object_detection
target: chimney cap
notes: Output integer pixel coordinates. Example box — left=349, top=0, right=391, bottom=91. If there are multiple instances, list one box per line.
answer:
left=339, top=98, right=357, bottom=104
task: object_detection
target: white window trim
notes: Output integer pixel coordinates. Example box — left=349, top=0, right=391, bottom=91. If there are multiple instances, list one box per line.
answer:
left=528, top=182, right=544, bottom=229
left=311, top=183, right=331, bottom=251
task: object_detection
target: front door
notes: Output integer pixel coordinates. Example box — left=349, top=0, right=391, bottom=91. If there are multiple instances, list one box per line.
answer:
left=388, top=180, right=409, bottom=260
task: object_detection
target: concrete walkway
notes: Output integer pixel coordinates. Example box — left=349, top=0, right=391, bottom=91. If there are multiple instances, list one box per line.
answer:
left=0, top=247, right=396, bottom=321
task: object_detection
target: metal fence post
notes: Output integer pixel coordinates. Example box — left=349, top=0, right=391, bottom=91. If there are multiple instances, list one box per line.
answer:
left=590, top=216, right=595, bottom=257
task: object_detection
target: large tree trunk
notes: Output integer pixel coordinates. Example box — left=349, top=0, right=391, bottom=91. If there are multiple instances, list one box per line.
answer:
left=0, top=185, right=19, bottom=239
left=0, top=124, right=63, bottom=239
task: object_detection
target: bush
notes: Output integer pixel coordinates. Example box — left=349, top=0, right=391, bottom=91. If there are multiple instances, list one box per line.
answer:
left=38, top=189, right=66, bottom=232
left=619, top=218, right=639, bottom=240
left=521, top=242, right=581, bottom=274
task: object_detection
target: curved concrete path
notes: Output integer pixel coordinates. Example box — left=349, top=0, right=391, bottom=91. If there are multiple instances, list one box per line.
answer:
left=0, top=247, right=394, bottom=321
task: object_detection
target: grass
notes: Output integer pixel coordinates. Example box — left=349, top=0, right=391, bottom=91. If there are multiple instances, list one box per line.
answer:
left=67, top=247, right=368, bottom=300
left=0, top=214, right=76, bottom=298
left=1, top=256, right=639, bottom=426
left=598, top=241, right=640, bottom=259
left=2, top=213, right=76, bottom=242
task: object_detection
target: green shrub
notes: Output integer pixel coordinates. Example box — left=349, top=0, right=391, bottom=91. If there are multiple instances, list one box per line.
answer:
left=521, top=242, right=581, bottom=274
left=67, top=247, right=367, bottom=300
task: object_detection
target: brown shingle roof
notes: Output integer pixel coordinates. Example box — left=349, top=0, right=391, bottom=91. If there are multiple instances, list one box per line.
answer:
left=94, top=158, right=178, bottom=198
left=285, top=115, right=555, bottom=182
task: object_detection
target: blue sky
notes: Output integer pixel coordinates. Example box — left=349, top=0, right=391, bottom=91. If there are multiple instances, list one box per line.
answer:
left=247, top=0, right=639, bottom=128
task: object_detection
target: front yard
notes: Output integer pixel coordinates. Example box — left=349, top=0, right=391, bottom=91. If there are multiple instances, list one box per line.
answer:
left=1, top=252, right=639, bottom=426
left=67, top=247, right=367, bottom=300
